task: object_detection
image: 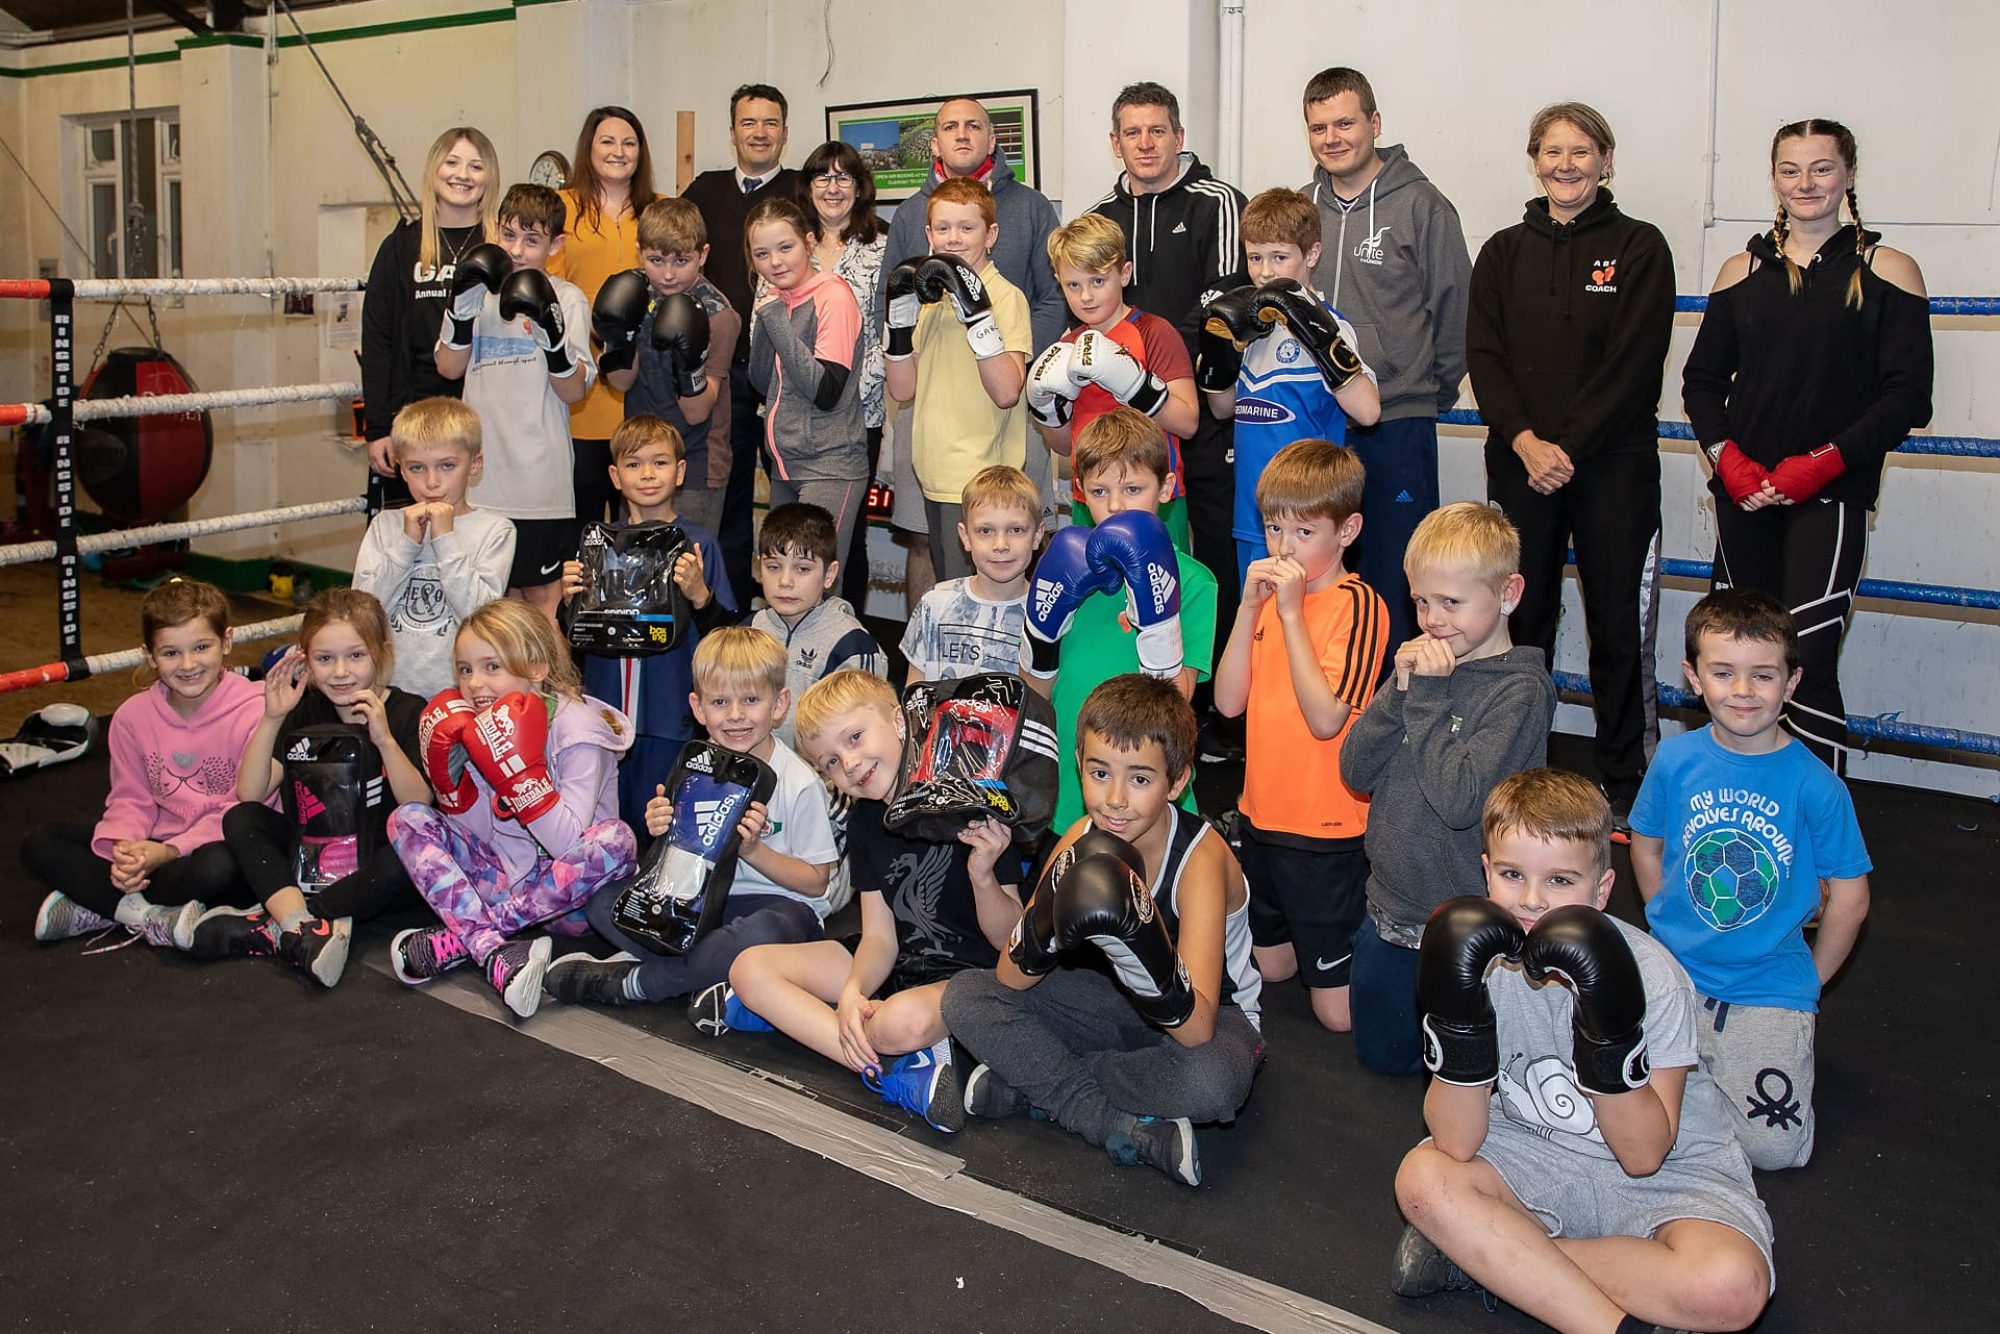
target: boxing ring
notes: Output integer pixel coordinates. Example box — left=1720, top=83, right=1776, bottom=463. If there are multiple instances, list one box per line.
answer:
left=0, top=275, right=1994, bottom=764
left=0, top=275, right=366, bottom=692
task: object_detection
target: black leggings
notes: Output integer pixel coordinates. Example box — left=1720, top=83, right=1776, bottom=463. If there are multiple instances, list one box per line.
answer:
left=222, top=801, right=415, bottom=923
left=838, top=424, right=884, bottom=610
left=21, top=821, right=249, bottom=921
left=1713, top=496, right=1869, bottom=772
left=572, top=437, right=616, bottom=528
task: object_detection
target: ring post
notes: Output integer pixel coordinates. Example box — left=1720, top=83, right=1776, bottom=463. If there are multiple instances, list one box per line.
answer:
left=48, top=278, right=84, bottom=672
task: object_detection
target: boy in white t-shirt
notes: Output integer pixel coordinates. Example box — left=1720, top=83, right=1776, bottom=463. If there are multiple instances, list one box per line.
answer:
left=900, top=465, right=1040, bottom=686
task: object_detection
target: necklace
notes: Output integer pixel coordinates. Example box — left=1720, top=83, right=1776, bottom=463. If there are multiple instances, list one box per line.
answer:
left=438, top=223, right=478, bottom=271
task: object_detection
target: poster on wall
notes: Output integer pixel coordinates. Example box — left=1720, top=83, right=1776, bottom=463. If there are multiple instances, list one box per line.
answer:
left=825, top=90, right=1040, bottom=203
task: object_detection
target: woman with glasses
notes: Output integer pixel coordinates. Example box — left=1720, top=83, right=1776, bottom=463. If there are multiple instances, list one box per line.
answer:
left=793, top=142, right=889, bottom=607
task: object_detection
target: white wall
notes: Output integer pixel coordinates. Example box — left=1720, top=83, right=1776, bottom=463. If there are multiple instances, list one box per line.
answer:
left=0, top=0, right=1992, bottom=793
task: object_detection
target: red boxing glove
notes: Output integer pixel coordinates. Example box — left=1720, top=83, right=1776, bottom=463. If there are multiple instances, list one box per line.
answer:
left=1767, top=443, right=1846, bottom=503
left=1710, top=440, right=1770, bottom=504
left=463, top=692, right=560, bottom=824
left=417, top=689, right=480, bottom=814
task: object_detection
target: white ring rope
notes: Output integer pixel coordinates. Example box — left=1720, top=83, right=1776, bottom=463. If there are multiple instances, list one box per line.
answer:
left=3, top=382, right=361, bottom=427
left=37, top=276, right=364, bottom=300
left=83, top=615, right=304, bottom=678
left=0, top=496, right=367, bottom=568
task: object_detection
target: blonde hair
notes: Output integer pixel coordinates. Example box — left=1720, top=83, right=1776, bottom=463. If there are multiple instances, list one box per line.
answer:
left=298, top=588, right=395, bottom=688
left=1241, top=188, right=1319, bottom=252
left=1482, top=769, right=1612, bottom=878
left=1256, top=439, right=1364, bottom=524
left=1404, top=501, right=1521, bottom=589
left=1073, top=406, right=1170, bottom=487
left=609, top=414, right=684, bottom=465
left=638, top=197, right=707, bottom=256
left=391, top=396, right=481, bottom=462
left=418, top=128, right=501, bottom=271
left=691, top=625, right=787, bottom=696
left=794, top=669, right=899, bottom=749
left=1046, top=213, right=1127, bottom=276
left=457, top=599, right=583, bottom=701
left=960, top=465, right=1042, bottom=522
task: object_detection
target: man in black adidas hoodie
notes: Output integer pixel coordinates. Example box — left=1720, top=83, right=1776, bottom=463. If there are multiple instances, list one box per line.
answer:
left=1087, top=82, right=1249, bottom=744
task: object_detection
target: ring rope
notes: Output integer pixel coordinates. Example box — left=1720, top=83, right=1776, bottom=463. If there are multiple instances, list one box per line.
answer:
left=1552, top=671, right=2000, bottom=757
left=1438, top=410, right=2000, bottom=460
left=0, top=382, right=361, bottom=429
left=1565, top=552, right=2000, bottom=612
left=0, top=614, right=302, bottom=696
left=0, top=496, right=367, bottom=569
left=0, top=276, right=365, bottom=300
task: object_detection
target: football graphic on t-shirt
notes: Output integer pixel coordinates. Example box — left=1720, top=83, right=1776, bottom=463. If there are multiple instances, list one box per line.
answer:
left=1684, top=827, right=1779, bottom=930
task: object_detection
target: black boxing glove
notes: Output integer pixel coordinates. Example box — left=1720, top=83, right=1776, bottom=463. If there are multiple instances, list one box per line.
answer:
left=1053, top=832, right=1194, bottom=1029
left=917, top=254, right=1005, bottom=360
left=1196, top=284, right=1265, bottom=392
left=1008, top=828, right=1145, bottom=976
left=1521, top=905, right=1651, bottom=1096
left=499, top=269, right=576, bottom=377
left=592, top=269, right=651, bottom=375
left=1418, top=897, right=1526, bottom=1086
left=651, top=292, right=712, bottom=397
left=1253, top=280, right=1367, bottom=391
left=883, top=260, right=922, bottom=361
left=441, top=242, right=511, bottom=350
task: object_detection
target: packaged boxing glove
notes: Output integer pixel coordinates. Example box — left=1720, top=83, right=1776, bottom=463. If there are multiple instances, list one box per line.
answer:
left=567, top=521, right=692, bottom=656
left=612, top=742, right=777, bottom=955
left=279, top=724, right=376, bottom=893
left=883, top=672, right=1059, bottom=843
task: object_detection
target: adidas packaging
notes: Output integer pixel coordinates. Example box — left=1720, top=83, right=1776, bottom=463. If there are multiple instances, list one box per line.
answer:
left=884, top=673, right=1059, bottom=844
left=612, top=741, right=778, bottom=955
left=279, top=724, right=377, bottom=891
left=567, top=521, right=693, bottom=657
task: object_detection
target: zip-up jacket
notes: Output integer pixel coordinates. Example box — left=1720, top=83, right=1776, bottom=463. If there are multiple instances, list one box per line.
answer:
left=1088, top=152, right=1249, bottom=356
left=1467, top=191, right=1675, bottom=464
left=1683, top=226, right=1933, bottom=509
left=1304, top=145, right=1472, bottom=421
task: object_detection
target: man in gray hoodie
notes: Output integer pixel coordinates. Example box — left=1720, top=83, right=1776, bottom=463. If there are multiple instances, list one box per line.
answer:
left=1300, top=67, right=1471, bottom=660
left=882, top=97, right=1063, bottom=609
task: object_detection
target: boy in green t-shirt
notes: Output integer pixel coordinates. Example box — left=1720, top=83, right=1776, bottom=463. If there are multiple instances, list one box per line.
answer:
left=1020, top=406, right=1217, bottom=831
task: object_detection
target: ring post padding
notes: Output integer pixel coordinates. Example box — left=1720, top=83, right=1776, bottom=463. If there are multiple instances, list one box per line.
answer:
left=48, top=279, right=80, bottom=661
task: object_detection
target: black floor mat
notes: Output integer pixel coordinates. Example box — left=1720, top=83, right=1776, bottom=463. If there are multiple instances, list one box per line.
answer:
left=4, top=735, right=1994, bottom=1332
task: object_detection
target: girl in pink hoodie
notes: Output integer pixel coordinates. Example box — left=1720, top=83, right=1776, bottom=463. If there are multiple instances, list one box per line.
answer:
left=26, top=579, right=262, bottom=949
left=387, top=598, right=635, bottom=1018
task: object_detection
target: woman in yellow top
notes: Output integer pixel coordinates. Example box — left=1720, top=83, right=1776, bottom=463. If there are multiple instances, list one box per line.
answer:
left=550, top=105, right=660, bottom=524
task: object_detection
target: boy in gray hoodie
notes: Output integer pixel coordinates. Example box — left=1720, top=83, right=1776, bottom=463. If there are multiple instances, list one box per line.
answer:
left=748, top=502, right=888, bottom=748
left=1299, top=67, right=1472, bottom=659
left=1339, top=503, right=1555, bottom=1077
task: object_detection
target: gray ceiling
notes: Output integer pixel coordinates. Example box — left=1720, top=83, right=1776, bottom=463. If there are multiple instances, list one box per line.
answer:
left=1, top=1, right=352, bottom=40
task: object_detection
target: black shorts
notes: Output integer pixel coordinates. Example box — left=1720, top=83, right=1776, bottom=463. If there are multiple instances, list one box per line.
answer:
left=1239, top=822, right=1368, bottom=988
left=834, top=931, right=974, bottom=998
left=507, top=517, right=581, bottom=590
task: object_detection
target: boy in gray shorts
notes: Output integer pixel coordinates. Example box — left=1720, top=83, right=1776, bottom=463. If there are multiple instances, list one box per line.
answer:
left=1392, top=770, right=1773, bottom=1334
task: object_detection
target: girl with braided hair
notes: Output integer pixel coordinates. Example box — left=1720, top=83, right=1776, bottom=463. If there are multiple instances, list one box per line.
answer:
left=1682, top=119, right=1933, bottom=771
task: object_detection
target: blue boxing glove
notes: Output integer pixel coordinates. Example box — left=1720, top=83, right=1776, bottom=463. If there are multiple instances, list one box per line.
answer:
left=1020, top=526, right=1120, bottom=680
left=1087, top=511, right=1184, bottom=679
left=611, top=742, right=778, bottom=955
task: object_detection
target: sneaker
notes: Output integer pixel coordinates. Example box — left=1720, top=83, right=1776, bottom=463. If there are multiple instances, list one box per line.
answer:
left=686, top=981, right=774, bottom=1036
left=34, top=891, right=113, bottom=942
left=136, top=901, right=203, bottom=951
left=1108, top=1115, right=1201, bottom=1186
left=277, top=916, right=351, bottom=988
left=963, top=1062, right=1029, bottom=1119
left=1604, top=786, right=1635, bottom=846
left=544, top=951, right=641, bottom=1006
left=486, top=937, right=553, bottom=1019
left=187, top=905, right=279, bottom=961
left=391, top=925, right=471, bottom=985
left=1389, top=1223, right=1479, bottom=1298
left=865, top=1038, right=965, bottom=1133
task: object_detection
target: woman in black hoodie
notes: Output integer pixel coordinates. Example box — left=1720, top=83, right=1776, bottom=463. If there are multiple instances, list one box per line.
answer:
left=1468, top=102, right=1674, bottom=823
left=1683, top=119, right=1932, bottom=772
left=360, top=126, right=500, bottom=508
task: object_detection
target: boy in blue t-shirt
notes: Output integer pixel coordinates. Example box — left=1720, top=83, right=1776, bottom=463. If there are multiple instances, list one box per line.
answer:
left=561, top=415, right=735, bottom=835
left=1631, top=588, right=1871, bottom=1171
left=1196, top=188, right=1380, bottom=592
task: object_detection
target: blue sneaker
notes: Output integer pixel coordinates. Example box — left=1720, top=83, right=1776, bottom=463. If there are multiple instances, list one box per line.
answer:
left=687, top=981, right=773, bottom=1036
left=865, top=1039, right=965, bottom=1133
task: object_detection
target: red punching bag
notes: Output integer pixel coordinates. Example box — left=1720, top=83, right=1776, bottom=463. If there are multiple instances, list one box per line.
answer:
left=75, top=347, right=213, bottom=525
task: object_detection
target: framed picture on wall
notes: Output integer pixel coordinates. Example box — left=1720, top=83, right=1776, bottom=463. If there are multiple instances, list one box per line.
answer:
left=824, top=90, right=1041, bottom=203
